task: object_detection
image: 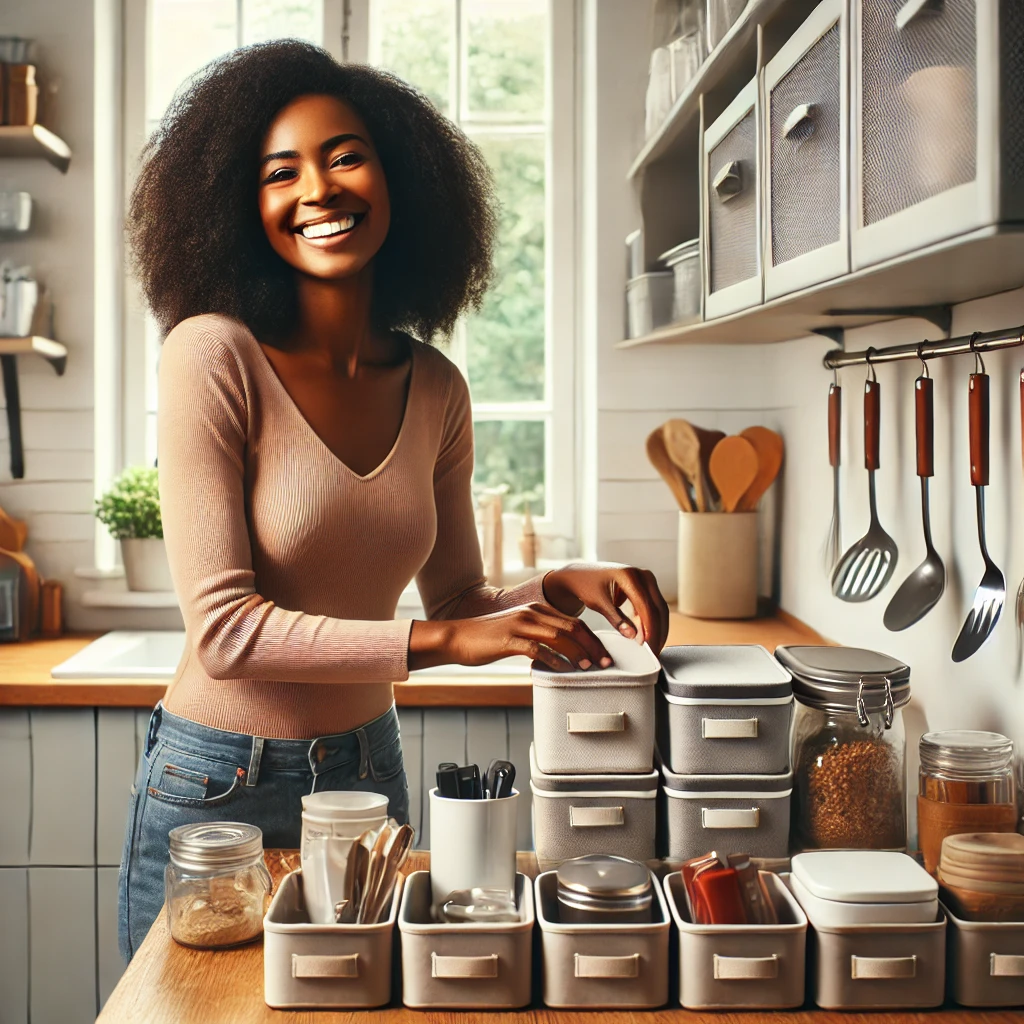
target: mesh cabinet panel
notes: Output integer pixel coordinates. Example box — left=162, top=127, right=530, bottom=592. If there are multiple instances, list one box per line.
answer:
left=770, top=24, right=842, bottom=267
left=1001, top=1, right=1024, bottom=213
left=708, top=108, right=758, bottom=294
left=859, top=0, right=976, bottom=227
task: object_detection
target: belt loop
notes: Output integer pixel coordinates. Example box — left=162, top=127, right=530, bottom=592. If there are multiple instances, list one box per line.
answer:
left=356, top=728, right=370, bottom=781
left=246, top=736, right=265, bottom=787
left=145, top=703, right=163, bottom=758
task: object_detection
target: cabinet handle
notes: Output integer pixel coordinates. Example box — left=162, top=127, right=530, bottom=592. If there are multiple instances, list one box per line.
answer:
left=574, top=953, right=640, bottom=979
left=896, top=0, right=940, bottom=31
left=713, top=953, right=779, bottom=980
left=701, top=806, right=760, bottom=829
left=702, top=717, right=758, bottom=739
left=713, top=160, right=743, bottom=201
left=991, top=953, right=1024, bottom=977
left=566, top=711, right=624, bottom=734
left=782, top=102, right=817, bottom=139
left=292, top=953, right=359, bottom=979
left=850, top=954, right=917, bottom=979
left=570, top=805, right=624, bottom=828
left=431, top=953, right=499, bottom=979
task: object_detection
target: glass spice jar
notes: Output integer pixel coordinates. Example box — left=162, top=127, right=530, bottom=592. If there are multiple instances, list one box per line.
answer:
left=918, top=730, right=1017, bottom=875
left=776, top=645, right=910, bottom=853
left=165, top=822, right=272, bottom=949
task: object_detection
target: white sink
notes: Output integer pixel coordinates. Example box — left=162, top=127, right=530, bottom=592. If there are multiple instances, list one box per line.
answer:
left=51, top=630, right=187, bottom=679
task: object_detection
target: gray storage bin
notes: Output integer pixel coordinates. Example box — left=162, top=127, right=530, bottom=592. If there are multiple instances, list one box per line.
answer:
left=263, top=869, right=401, bottom=1010
left=657, top=645, right=793, bottom=776
left=535, top=869, right=670, bottom=1008
left=944, top=902, right=1024, bottom=1007
left=665, top=870, right=806, bottom=1009
left=530, top=743, right=657, bottom=871
left=533, top=630, right=659, bottom=774
left=662, top=762, right=792, bottom=861
left=398, top=870, right=533, bottom=1009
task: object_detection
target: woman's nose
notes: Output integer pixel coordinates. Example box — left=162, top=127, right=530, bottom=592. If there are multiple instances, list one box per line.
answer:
left=301, top=166, right=338, bottom=206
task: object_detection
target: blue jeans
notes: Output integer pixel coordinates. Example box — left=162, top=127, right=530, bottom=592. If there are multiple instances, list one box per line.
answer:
left=117, top=702, right=410, bottom=962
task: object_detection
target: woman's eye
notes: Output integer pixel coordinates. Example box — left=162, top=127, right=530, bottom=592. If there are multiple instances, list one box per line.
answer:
left=332, top=152, right=364, bottom=169
left=264, top=167, right=297, bottom=184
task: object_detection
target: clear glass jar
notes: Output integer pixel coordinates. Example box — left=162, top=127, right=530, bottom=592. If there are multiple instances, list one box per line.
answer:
left=918, top=730, right=1017, bottom=875
left=165, top=822, right=272, bottom=949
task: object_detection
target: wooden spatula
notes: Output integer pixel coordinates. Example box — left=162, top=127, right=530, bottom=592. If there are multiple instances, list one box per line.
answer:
left=693, top=425, right=727, bottom=506
left=709, top=436, right=759, bottom=513
left=645, top=428, right=693, bottom=512
left=663, top=419, right=708, bottom=511
left=737, top=426, right=784, bottom=511
left=0, top=503, right=28, bottom=552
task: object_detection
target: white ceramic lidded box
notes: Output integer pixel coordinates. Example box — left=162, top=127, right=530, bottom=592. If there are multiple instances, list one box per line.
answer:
left=657, top=644, right=793, bottom=776
left=532, top=630, right=660, bottom=774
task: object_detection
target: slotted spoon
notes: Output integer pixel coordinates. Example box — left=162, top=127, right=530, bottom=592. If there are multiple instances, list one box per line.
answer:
left=832, top=370, right=899, bottom=602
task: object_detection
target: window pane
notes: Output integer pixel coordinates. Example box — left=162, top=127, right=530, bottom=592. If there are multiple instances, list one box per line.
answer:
left=243, top=0, right=323, bottom=44
left=371, top=0, right=453, bottom=114
left=465, top=133, right=545, bottom=402
left=473, top=419, right=545, bottom=516
left=464, top=0, right=546, bottom=119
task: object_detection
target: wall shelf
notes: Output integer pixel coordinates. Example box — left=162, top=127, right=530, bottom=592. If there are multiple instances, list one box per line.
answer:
left=0, top=334, right=67, bottom=371
left=0, top=125, right=72, bottom=173
left=617, top=225, right=1024, bottom=348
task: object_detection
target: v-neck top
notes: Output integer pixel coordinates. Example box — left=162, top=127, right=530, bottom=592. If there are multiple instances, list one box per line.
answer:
left=156, top=313, right=546, bottom=738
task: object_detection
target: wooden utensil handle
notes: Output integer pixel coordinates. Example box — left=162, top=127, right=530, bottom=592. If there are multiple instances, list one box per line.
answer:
left=1019, top=368, right=1023, bottom=474
left=828, top=384, right=841, bottom=468
left=970, top=373, right=990, bottom=487
left=915, top=376, right=934, bottom=478
left=864, top=379, right=880, bottom=471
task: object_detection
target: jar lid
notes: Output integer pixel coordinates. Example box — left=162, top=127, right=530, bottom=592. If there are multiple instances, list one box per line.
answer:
left=791, top=851, right=936, bottom=904
left=168, top=822, right=264, bottom=873
left=920, top=730, right=1013, bottom=776
left=775, top=645, right=910, bottom=715
left=939, top=832, right=1024, bottom=884
left=555, top=855, right=651, bottom=900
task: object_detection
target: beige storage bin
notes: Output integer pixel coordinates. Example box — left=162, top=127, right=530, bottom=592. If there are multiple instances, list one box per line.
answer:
left=535, top=869, right=670, bottom=1008
left=677, top=511, right=758, bottom=619
left=398, top=870, right=533, bottom=1009
left=532, top=629, right=659, bottom=774
left=664, top=871, right=806, bottom=1009
left=530, top=744, right=657, bottom=871
left=263, top=869, right=401, bottom=1010
left=944, top=902, right=1024, bottom=1007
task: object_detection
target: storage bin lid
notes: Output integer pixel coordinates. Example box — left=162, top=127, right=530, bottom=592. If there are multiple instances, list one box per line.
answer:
left=658, top=238, right=700, bottom=266
left=532, top=630, right=661, bottom=688
left=529, top=743, right=658, bottom=793
left=791, top=851, right=937, bottom=905
left=660, top=762, right=793, bottom=795
left=659, top=644, right=792, bottom=700
left=775, top=645, right=910, bottom=713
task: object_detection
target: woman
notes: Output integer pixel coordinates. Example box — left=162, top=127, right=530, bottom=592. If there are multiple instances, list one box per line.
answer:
left=118, top=40, right=669, bottom=960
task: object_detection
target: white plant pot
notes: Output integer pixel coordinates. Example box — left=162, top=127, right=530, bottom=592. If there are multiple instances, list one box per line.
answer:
left=120, top=537, right=174, bottom=592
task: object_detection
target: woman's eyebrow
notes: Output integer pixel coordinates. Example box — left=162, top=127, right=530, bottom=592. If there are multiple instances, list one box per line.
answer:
left=260, top=133, right=368, bottom=167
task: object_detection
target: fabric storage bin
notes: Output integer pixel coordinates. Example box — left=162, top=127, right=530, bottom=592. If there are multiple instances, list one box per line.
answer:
left=661, top=763, right=792, bottom=861
left=626, top=271, right=674, bottom=338
left=944, top=903, right=1024, bottom=1007
left=533, top=629, right=659, bottom=775
left=763, top=0, right=849, bottom=299
left=530, top=743, right=657, bottom=871
left=263, top=869, right=402, bottom=1010
left=664, top=870, right=806, bottom=1009
left=535, top=869, right=670, bottom=1008
left=657, top=644, right=793, bottom=776
left=398, top=870, right=533, bottom=1009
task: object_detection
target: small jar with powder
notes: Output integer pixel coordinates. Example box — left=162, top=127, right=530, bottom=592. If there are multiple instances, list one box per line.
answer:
left=918, top=730, right=1017, bottom=875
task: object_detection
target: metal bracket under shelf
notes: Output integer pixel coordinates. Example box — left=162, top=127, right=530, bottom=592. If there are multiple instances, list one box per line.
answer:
left=1, top=341, right=67, bottom=479
left=809, top=304, right=953, bottom=348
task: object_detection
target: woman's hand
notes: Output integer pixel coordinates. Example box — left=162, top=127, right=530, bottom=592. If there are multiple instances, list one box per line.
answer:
left=542, top=562, right=671, bottom=654
left=408, top=603, right=614, bottom=674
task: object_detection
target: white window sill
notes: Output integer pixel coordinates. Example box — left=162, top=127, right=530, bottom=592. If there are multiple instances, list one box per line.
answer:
left=81, top=589, right=179, bottom=609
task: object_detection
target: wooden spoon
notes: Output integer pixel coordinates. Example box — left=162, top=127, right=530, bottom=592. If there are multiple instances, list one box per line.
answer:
left=693, top=425, right=727, bottom=506
left=0, top=503, right=27, bottom=552
left=663, top=419, right=708, bottom=511
left=367, top=823, right=415, bottom=923
left=709, top=436, right=760, bottom=513
left=738, top=426, right=784, bottom=511
left=645, top=428, right=693, bottom=511
left=357, top=825, right=392, bottom=924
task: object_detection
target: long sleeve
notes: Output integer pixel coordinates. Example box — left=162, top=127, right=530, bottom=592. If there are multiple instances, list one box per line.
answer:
left=157, top=320, right=413, bottom=684
left=415, top=364, right=546, bottom=620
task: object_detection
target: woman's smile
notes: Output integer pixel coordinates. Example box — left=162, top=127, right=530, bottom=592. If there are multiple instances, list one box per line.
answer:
left=294, top=211, right=367, bottom=246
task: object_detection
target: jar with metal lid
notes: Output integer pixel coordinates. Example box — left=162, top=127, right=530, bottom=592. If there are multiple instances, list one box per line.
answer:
left=918, top=730, right=1017, bottom=875
left=555, top=854, right=653, bottom=925
left=165, top=822, right=272, bottom=949
left=776, top=645, right=910, bottom=852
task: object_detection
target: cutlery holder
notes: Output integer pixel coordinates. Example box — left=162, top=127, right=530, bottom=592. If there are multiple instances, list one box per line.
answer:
left=398, top=870, right=534, bottom=1009
left=664, top=870, right=807, bottom=1009
left=676, top=511, right=759, bottom=619
left=661, top=762, right=792, bottom=861
left=944, top=903, right=1024, bottom=1008
left=532, top=629, right=659, bottom=774
left=535, top=869, right=670, bottom=1009
left=530, top=743, right=657, bottom=871
left=657, top=644, right=793, bottom=775
left=263, top=869, right=402, bottom=1010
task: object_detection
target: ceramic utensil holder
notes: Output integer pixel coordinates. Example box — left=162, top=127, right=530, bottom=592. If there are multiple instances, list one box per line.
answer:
left=677, top=511, right=758, bottom=618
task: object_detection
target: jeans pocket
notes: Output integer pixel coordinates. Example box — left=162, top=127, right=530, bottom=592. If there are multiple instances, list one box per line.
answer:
left=145, top=744, right=245, bottom=809
left=368, top=735, right=405, bottom=784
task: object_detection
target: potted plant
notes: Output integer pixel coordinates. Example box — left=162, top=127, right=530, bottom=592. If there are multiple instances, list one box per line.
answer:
left=94, top=466, right=173, bottom=592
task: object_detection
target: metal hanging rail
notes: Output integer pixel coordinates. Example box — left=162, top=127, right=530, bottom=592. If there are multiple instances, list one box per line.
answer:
left=823, top=325, right=1024, bottom=370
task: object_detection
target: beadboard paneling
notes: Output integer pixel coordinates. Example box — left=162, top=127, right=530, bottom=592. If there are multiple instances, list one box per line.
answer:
left=0, top=410, right=94, bottom=449
left=417, top=708, right=465, bottom=851
left=0, top=481, right=95, bottom=516
left=23, top=512, right=96, bottom=542
left=0, top=868, right=28, bottom=1024
left=96, top=710, right=141, bottom=865
left=97, top=867, right=122, bottom=1012
left=0, top=449, right=95, bottom=483
left=506, top=708, right=534, bottom=850
left=396, top=707, right=423, bottom=842
left=0, top=710, right=31, bottom=865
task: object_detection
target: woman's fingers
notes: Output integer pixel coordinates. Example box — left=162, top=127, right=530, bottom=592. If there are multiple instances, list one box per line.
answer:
left=518, top=603, right=612, bottom=669
left=607, top=568, right=669, bottom=653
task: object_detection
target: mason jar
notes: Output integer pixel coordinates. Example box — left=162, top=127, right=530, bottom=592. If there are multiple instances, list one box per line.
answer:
left=556, top=855, right=653, bottom=925
left=165, top=822, right=272, bottom=949
left=776, top=646, right=911, bottom=853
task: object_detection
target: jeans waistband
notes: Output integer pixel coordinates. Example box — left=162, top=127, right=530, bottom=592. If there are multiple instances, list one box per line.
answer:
left=147, top=702, right=401, bottom=785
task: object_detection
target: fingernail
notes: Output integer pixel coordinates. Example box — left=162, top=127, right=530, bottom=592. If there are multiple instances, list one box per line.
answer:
left=579, top=659, right=592, bottom=670
left=618, top=622, right=636, bottom=637
left=600, top=656, right=612, bottom=668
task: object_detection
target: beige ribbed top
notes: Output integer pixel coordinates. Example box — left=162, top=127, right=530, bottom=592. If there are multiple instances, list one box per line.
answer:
left=157, top=314, right=546, bottom=739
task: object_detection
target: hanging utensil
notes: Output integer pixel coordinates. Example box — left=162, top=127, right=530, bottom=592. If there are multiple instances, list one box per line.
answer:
left=645, top=427, right=694, bottom=511
left=884, top=358, right=946, bottom=630
left=822, top=376, right=842, bottom=572
left=831, top=357, right=899, bottom=601
left=737, top=425, right=784, bottom=510
left=708, top=435, right=759, bottom=512
left=664, top=419, right=709, bottom=511
left=952, top=348, right=1005, bottom=662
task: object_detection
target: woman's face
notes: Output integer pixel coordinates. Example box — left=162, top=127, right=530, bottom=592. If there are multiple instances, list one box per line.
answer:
left=258, top=93, right=391, bottom=280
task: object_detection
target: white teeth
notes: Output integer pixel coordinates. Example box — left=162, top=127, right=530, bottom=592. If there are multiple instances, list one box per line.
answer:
left=300, top=215, right=357, bottom=239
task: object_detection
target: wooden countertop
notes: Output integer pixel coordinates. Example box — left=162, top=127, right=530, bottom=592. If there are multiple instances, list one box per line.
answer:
left=0, top=609, right=828, bottom=708
left=97, top=848, right=1014, bottom=1024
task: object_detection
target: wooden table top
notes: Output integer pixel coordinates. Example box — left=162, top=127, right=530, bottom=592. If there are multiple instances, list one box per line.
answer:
left=97, top=849, right=1017, bottom=1024
left=0, top=609, right=828, bottom=708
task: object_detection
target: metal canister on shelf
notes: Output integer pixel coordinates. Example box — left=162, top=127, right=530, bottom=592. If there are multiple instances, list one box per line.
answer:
left=555, top=854, right=653, bottom=925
